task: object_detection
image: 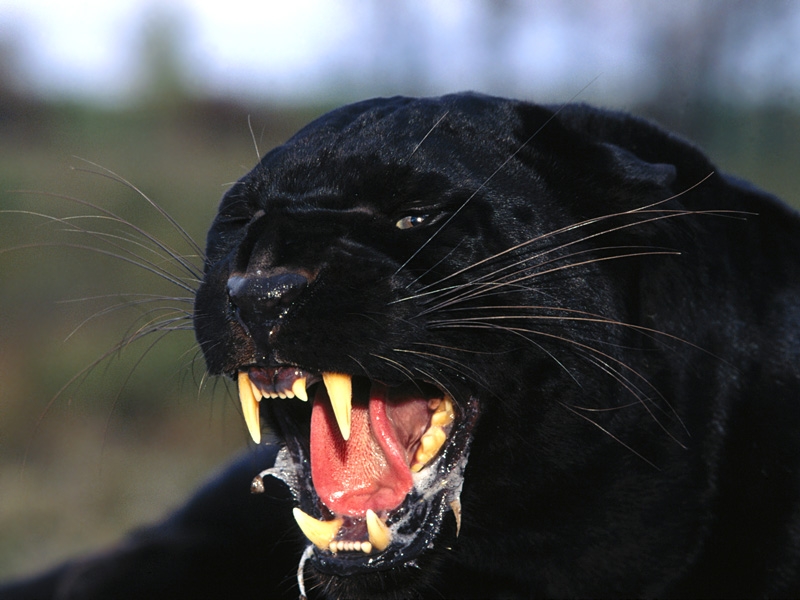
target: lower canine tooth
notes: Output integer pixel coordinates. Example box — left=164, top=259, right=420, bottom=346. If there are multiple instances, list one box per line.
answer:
left=292, top=508, right=343, bottom=550
left=238, top=371, right=261, bottom=444
left=366, top=509, right=391, bottom=551
left=322, top=372, right=352, bottom=441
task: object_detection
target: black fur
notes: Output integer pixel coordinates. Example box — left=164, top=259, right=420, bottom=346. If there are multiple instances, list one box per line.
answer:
left=3, top=93, right=800, bottom=599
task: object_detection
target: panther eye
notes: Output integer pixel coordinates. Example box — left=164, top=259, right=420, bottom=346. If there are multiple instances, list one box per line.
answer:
left=395, top=215, right=427, bottom=230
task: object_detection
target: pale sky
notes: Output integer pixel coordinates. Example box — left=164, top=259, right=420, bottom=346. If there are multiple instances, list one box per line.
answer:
left=1, top=0, right=799, bottom=106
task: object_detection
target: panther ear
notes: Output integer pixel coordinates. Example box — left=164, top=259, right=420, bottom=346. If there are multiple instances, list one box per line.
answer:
left=600, top=142, right=677, bottom=190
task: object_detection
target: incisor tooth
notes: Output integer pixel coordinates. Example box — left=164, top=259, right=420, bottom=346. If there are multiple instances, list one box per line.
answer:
left=366, top=509, right=391, bottom=552
left=322, top=372, right=352, bottom=441
left=238, top=371, right=261, bottom=444
left=292, top=508, right=343, bottom=550
left=292, top=377, right=308, bottom=401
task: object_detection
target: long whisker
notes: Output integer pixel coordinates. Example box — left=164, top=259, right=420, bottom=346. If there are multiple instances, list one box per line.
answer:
left=429, top=320, right=687, bottom=436
left=394, top=80, right=600, bottom=276
left=21, top=316, right=195, bottom=470
left=5, top=203, right=202, bottom=279
left=408, top=110, right=450, bottom=158
left=428, top=305, right=728, bottom=366
left=63, top=296, right=192, bottom=342
left=7, top=192, right=203, bottom=282
left=574, top=349, right=687, bottom=447
left=412, top=200, right=740, bottom=301
left=417, top=247, right=681, bottom=315
left=368, top=354, right=417, bottom=383
left=391, top=348, right=487, bottom=386
left=402, top=239, right=466, bottom=291
left=2, top=240, right=198, bottom=296
left=71, top=158, right=205, bottom=259
left=559, top=402, right=660, bottom=470
left=3, top=206, right=202, bottom=284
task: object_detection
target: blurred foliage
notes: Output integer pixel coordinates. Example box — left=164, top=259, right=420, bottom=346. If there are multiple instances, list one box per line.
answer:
left=0, top=96, right=326, bottom=579
left=0, top=95, right=798, bottom=581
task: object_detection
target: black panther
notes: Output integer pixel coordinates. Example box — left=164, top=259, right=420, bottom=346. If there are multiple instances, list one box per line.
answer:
left=2, top=93, right=800, bottom=599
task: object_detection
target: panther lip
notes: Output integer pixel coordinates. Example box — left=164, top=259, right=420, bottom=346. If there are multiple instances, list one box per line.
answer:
left=238, top=366, right=458, bottom=553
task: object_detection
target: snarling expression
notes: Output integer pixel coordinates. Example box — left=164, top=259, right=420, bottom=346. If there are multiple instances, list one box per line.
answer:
left=193, top=93, right=688, bottom=595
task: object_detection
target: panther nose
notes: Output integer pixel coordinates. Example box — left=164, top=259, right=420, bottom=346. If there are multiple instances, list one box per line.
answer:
left=227, top=272, right=308, bottom=333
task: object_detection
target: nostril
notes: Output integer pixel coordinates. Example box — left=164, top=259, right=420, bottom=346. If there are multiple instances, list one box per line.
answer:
left=227, top=272, right=309, bottom=330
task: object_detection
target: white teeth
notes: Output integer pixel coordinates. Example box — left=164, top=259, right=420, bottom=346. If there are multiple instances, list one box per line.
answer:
left=329, top=540, right=373, bottom=554
left=366, top=509, right=392, bottom=552
left=292, top=508, right=343, bottom=550
left=292, top=377, right=308, bottom=401
left=322, top=372, right=352, bottom=441
left=238, top=371, right=261, bottom=444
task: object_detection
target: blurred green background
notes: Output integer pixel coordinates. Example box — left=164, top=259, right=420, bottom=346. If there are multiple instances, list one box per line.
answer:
left=0, top=99, right=323, bottom=577
left=1, top=0, right=799, bottom=584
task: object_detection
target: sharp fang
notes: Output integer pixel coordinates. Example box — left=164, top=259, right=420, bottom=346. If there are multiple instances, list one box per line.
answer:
left=450, top=499, right=462, bottom=537
left=322, top=372, right=352, bottom=441
left=292, top=377, right=308, bottom=401
left=292, top=508, right=343, bottom=550
left=366, top=509, right=391, bottom=552
left=238, top=371, right=261, bottom=444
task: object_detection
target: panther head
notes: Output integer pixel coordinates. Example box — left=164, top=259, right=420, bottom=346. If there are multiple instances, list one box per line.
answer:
left=193, top=93, right=726, bottom=598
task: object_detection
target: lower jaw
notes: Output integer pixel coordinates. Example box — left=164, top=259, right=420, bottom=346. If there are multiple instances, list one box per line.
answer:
left=254, top=438, right=468, bottom=569
left=252, top=396, right=479, bottom=574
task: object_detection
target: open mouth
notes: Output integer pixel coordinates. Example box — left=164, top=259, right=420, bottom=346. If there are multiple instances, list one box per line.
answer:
left=237, top=366, right=476, bottom=569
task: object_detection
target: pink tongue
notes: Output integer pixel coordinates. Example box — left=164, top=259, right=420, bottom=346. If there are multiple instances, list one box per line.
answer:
left=310, top=382, right=413, bottom=516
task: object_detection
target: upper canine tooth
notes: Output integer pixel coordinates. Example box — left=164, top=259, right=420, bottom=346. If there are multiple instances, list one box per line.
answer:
left=292, top=508, right=343, bottom=550
left=238, top=371, right=261, bottom=444
left=322, top=372, right=352, bottom=441
left=365, top=509, right=391, bottom=551
left=292, top=377, right=308, bottom=401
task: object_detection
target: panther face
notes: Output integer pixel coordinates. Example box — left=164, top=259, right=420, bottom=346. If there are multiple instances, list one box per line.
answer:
left=193, top=94, right=800, bottom=598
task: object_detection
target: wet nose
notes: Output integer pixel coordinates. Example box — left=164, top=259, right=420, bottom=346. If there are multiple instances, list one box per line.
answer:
left=227, top=272, right=308, bottom=332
